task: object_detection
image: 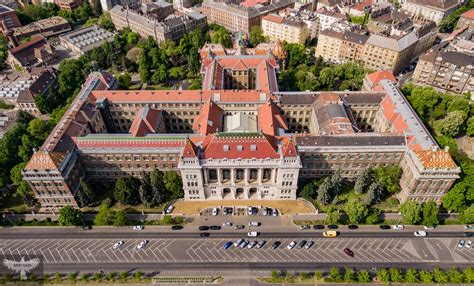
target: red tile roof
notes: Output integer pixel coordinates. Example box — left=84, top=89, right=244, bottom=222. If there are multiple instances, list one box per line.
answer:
left=129, top=107, right=162, bottom=137
left=262, top=14, right=284, bottom=24
left=74, top=135, right=186, bottom=149
left=182, top=138, right=198, bottom=158
left=240, top=0, right=269, bottom=7
left=193, top=100, right=223, bottom=135
left=258, top=99, right=287, bottom=136
left=367, top=70, right=396, bottom=85
left=415, top=150, right=457, bottom=169
left=201, top=133, right=279, bottom=160
left=460, top=8, right=474, bottom=20
left=25, top=150, right=65, bottom=171
left=281, top=137, right=297, bottom=158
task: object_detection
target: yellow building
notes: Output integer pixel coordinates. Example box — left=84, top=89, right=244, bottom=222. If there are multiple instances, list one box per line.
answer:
left=261, top=14, right=309, bottom=45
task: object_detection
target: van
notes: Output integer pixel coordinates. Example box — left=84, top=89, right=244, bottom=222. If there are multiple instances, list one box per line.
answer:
left=248, top=221, right=260, bottom=227
left=322, top=231, right=338, bottom=237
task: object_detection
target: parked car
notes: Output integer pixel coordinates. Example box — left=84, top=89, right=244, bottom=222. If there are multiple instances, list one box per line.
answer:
left=222, top=222, right=233, bottom=227
left=323, top=231, right=338, bottom=237
left=235, top=225, right=245, bottom=230
left=392, top=225, right=404, bottom=230
left=465, top=240, right=472, bottom=249
left=457, top=239, right=465, bottom=249
left=344, top=248, right=354, bottom=257
left=171, top=225, right=183, bottom=230
left=304, top=241, right=314, bottom=249
left=132, top=225, right=144, bottom=231
left=212, top=208, right=219, bottom=216
left=200, top=233, right=210, bottom=237
left=247, top=241, right=258, bottom=249
left=464, top=225, right=474, bottom=229
left=287, top=241, right=297, bottom=250
left=210, top=225, right=221, bottom=230
left=113, top=241, right=124, bottom=249
left=223, top=207, right=233, bottom=215
left=272, top=209, right=278, bottom=216
left=271, top=241, right=281, bottom=250
left=199, top=226, right=209, bottom=231
left=256, top=240, right=266, bottom=249
left=234, top=239, right=245, bottom=247
left=313, top=225, right=325, bottom=230
left=347, top=225, right=358, bottom=230
left=247, top=206, right=258, bottom=215
left=248, top=231, right=259, bottom=237
left=379, top=225, right=390, bottom=230
left=165, top=205, right=174, bottom=214
left=297, top=240, right=307, bottom=249
left=423, top=226, right=435, bottom=230
left=223, top=242, right=232, bottom=250
left=248, top=221, right=260, bottom=227
left=137, top=240, right=148, bottom=249
left=464, top=232, right=474, bottom=237
left=299, top=225, right=310, bottom=230
left=327, top=225, right=338, bottom=229
left=414, top=231, right=427, bottom=237
left=240, top=240, right=249, bottom=248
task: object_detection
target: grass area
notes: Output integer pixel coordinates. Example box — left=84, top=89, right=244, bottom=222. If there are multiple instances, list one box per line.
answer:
left=144, top=83, right=173, bottom=90
left=128, top=83, right=142, bottom=90
left=0, top=193, right=29, bottom=213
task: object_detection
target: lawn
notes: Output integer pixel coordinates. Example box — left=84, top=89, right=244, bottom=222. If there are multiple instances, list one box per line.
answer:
left=0, top=193, right=29, bottom=213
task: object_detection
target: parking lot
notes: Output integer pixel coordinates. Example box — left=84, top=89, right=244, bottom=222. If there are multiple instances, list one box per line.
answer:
left=0, top=236, right=471, bottom=265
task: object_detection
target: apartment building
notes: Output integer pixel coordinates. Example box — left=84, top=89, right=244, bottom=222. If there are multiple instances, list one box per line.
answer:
left=262, top=14, right=309, bottom=45
left=110, top=3, right=207, bottom=43
left=7, top=35, right=56, bottom=72
left=401, top=0, right=461, bottom=24
left=201, top=0, right=294, bottom=34
left=314, top=7, right=347, bottom=33
left=0, top=4, right=20, bottom=35
left=23, top=43, right=460, bottom=211
left=55, top=0, right=83, bottom=11
left=12, top=16, right=71, bottom=42
left=16, top=67, right=59, bottom=115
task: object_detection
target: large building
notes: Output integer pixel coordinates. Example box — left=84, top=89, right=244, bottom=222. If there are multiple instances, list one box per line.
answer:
left=7, top=35, right=56, bottom=72
left=59, top=25, right=115, bottom=55
left=12, top=16, right=71, bottom=43
left=262, top=13, right=309, bottom=44
left=401, top=0, right=461, bottom=24
left=457, top=8, right=474, bottom=30
left=23, top=45, right=460, bottom=212
left=110, top=2, right=207, bottom=43
left=0, top=4, right=20, bottom=35
left=201, top=0, right=294, bottom=34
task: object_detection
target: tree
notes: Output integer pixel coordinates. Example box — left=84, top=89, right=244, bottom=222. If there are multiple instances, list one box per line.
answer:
left=317, top=177, right=331, bottom=204
left=405, top=268, right=418, bottom=283
left=354, top=168, right=371, bottom=194
left=328, top=267, right=341, bottom=282
left=442, top=183, right=468, bottom=212
left=467, top=117, right=474, bottom=137
left=249, top=26, right=266, bottom=47
left=439, top=110, right=467, bottom=138
left=330, top=170, right=342, bottom=196
left=164, top=171, right=183, bottom=199
left=460, top=205, right=474, bottom=224
left=373, top=166, right=402, bottom=193
left=364, top=182, right=384, bottom=205
left=76, top=178, right=95, bottom=207
left=271, top=270, right=279, bottom=280
left=58, top=206, right=82, bottom=226
left=464, top=268, right=474, bottom=283
left=138, top=49, right=150, bottom=83
left=116, top=73, right=132, bottom=89
left=299, top=181, right=317, bottom=200
left=422, top=200, right=439, bottom=227
left=356, top=270, right=371, bottom=283
left=94, top=202, right=116, bottom=225
left=114, top=177, right=141, bottom=205
left=139, top=169, right=166, bottom=207
left=376, top=269, right=389, bottom=283
left=432, top=268, right=448, bottom=284
left=447, top=268, right=464, bottom=283
left=209, top=29, right=231, bottom=48
left=389, top=268, right=403, bottom=283
left=365, top=208, right=381, bottom=224
left=325, top=206, right=340, bottom=225
left=319, top=67, right=336, bottom=89
left=400, top=201, right=422, bottom=224
left=344, top=199, right=368, bottom=224
left=0, top=35, right=8, bottom=71
left=343, top=268, right=354, bottom=282
left=162, top=214, right=174, bottom=224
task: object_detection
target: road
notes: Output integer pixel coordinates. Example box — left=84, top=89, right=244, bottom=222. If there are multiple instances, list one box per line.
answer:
left=0, top=227, right=472, bottom=275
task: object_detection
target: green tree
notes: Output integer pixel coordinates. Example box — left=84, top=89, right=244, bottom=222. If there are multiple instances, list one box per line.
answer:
left=116, top=73, right=132, bottom=89
left=344, top=199, right=368, bottom=224
left=113, top=210, right=128, bottom=226
left=364, top=182, right=384, bottom=205
left=422, top=200, right=439, bottom=227
left=325, top=206, right=340, bottom=225
left=209, top=29, right=231, bottom=48
left=442, top=183, right=468, bottom=212
left=58, top=206, right=82, bottom=226
left=328, top=267, right=341, bottom=282
left=299, top=181, right=317, bottom=200
left=460, top=205, right=474, bottom=224
left=365, top=208, right=381, bottom=224
left=119, top=271, right=128, bottom=282
left=400, top=201, right=422, bottom=224
left=467, top=117, right=474, bottom=137
left=405, top=268, right=418, bottom=283
left=356, top=270, right=371, bottom=283
left=271, top=270, right=279, bottom=280
left=376, top=269, right=389, bottom=283
left=432, top=268, right=448, bottom=284
left=138, top=49, right=150, bottom=83
left=114, top=177, right=141, bottom=205
left=68, top=272, right=77, bottom=282
left=139, top=169, right=166, bottom=207
left=0, top=35, right=8, bottom=70
left=373, top=166, right=402, bottom=193
left=76, top=178, right=95, bottom=207
left=162, top=214, right=174, bottom=225
left=249, top=26, right=266, bottom=47
left=94, top=202, right=116, bottom=225
left=164, top=171, right=183, bottom=199
left=447, top=268, right=464, bottom=283
left=354, top=168, right=372, bottom=194
left=133, top=271, right=142, bottom=281
left=439, top=110, right=467, bottom=138
left=389, top=268, right=403, bottom=283
left=464, top=268, right=474, bottom=283
left=343, top=268, right=354, bottom=282
left=317, top=177, right=331, bottom=204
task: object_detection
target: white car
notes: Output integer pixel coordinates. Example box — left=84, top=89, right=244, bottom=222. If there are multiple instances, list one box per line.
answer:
left=222, top=222, right=233, bottom=227
left=414, top=231, right=427, bottom=237
left=423, top=226, right=435, bottom=230
left=212, top=208, right=219, bottom=216
left=247, top=241, right=258, bottom=249
left=113, top=241, right=124, bottom=249
left=137, top=240, right=148, bottom=249
left=248, top=221, right=260, bottom=227
left=234, top=239, right=245, bottom=247
left=272, top=209, right=278, bottom=217
left=465, top=240, right=472, bottom=249
left=457, top=239, right=465, bottom=249
left=132, top=225, right=144, bottom=231
left=165, top=205, right=174, bottom=214
left=287, top=241, right=297, bottom=250
left=247, top=231, right=259, bottom=237
left=392, top=225, right=404, bottom=230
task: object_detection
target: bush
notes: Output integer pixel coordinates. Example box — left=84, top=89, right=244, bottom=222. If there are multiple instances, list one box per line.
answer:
left=356, top=270, right=371, bottom=283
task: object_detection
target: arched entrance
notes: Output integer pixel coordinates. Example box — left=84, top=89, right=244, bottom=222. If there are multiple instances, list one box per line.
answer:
left=223, top=188, right=232, bottom=199
left=236, top=188, right=244, bottom=199
left=249, top=188, right=257, bottom=199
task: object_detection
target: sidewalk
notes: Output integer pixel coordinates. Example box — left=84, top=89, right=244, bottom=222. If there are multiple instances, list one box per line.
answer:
left=2, top=213, right=163, bottom=222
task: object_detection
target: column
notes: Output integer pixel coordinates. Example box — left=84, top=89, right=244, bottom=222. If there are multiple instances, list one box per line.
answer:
left=203, top=169, right=208, bottom=184
left=231, top=168, right=235, bottom=185
left=258, top=169, right=263, bottom=184
left=271, top=169, right=276, bottom=184
left=244, top=169, right=249, bottom=184
left=217, top=169, right=222, bottom=185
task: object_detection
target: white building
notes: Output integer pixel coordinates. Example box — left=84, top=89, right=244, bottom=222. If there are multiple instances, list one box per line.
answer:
left=401, top=0, right=461, bottom=24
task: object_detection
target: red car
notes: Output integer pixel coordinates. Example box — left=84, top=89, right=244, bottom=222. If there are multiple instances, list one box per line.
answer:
left=344, top=248, right=354, bottom=257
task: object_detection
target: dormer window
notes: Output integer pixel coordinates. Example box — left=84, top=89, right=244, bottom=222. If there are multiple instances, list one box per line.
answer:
left=250, top=144, right=257, bottom=151
left=223, top=145, right=230, bottom=151
left=237, top=145, right=243, bottom=151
